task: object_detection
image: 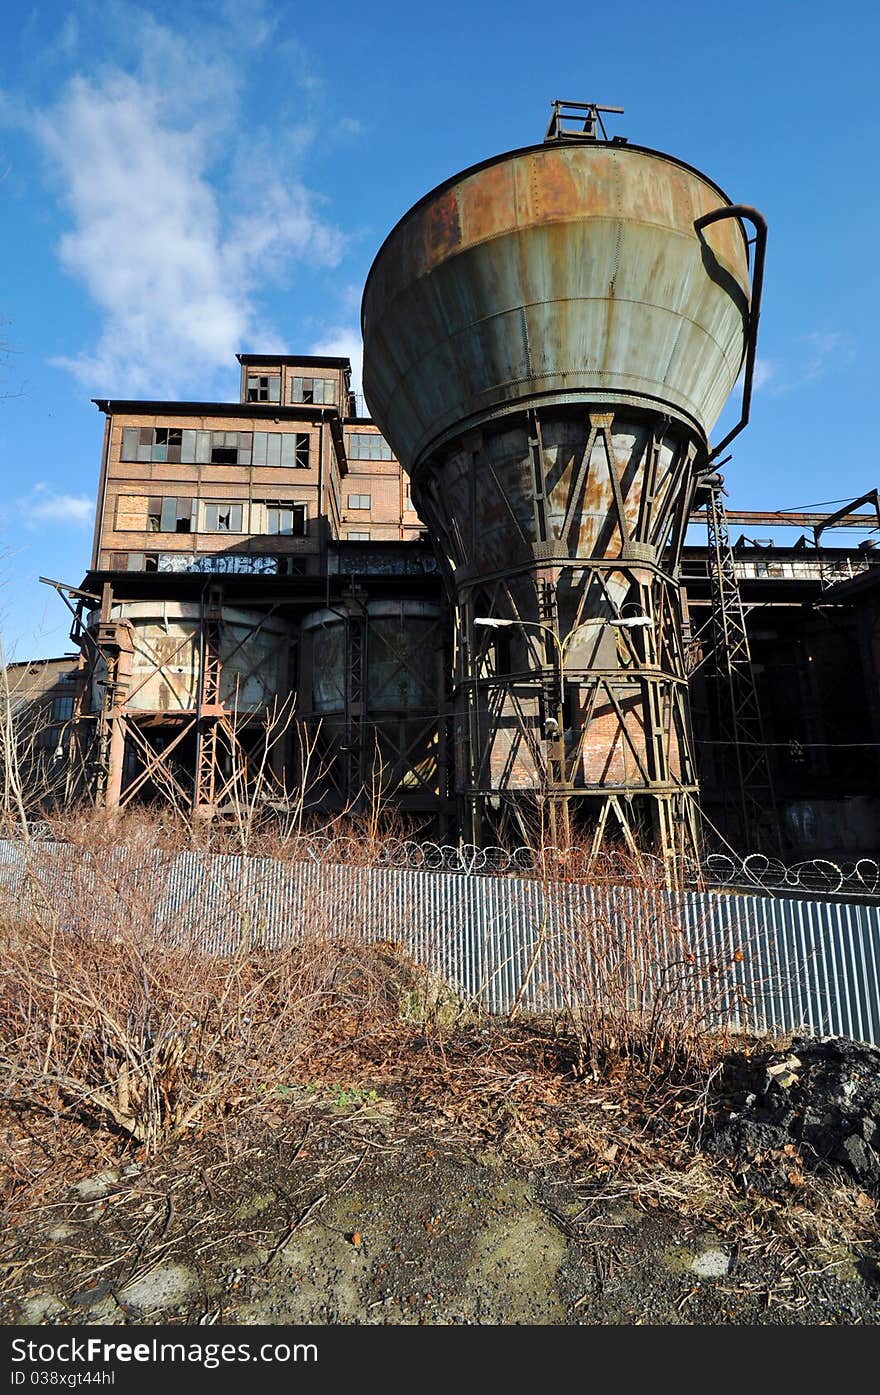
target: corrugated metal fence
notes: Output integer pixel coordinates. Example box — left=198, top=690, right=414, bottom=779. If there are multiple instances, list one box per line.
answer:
left=2, top=839, right=879, bottom=1045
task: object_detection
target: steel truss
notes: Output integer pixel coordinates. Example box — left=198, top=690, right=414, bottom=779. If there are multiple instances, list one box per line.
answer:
left=425, top=405, right=703, bottom=872
left=699, top=485, right=778, bottom=850
left=302, top=599, right=452, bottom=828
left=59, top=582, right=294, bottom=817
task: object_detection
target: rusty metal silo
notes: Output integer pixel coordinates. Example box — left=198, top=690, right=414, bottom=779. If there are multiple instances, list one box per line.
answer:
left=362, top=102, right=766, bottom=864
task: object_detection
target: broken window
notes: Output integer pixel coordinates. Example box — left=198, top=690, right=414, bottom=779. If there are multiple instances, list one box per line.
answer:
left=119, top=427, right=264, bottom=466
left=114, top=495, right=193, bottom=533
left=265, top=503, right=308, bottom=537
left=346, top=432, right=393, bottom=461
left=252, top=432, right=310, bottom=468
left=209, top=431, right=252, bottom=465
left=152, top=427, right=183, bottom=462
left=121, top=427, right=183, bottom=462
left=347, top=494, right=372, bottom=510
left=203, top=502, right=244, bottom=532
left=291, top=376, right=336, bottom=405
left=246, top=374, right=280, bottom=403
left=158, top=497, right=195, bottom=533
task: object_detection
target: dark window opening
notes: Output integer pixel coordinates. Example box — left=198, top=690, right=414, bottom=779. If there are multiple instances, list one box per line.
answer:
left=153, top=427, right=183, bottom=462
left=209, top=431, right=251, bottom=466
left=246, top=374, right=280, bottom=403
left=291, top=376, right=335, bottom=405
left=265, top=503, right=307, bottom=537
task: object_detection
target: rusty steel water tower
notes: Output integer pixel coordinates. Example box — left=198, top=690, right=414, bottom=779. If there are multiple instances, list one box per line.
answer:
left=362, top=101, right=766, bottom=865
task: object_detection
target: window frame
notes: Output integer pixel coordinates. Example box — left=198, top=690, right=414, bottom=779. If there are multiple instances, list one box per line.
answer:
left=201, top=501, right=246, bottom=534
left=291, top=375, right=336, bottom=405
left=263, top=501, right=308, bottom=538
left=346, top=432, right=393, bottom=462
left=246, top=373, right=280, bottom=403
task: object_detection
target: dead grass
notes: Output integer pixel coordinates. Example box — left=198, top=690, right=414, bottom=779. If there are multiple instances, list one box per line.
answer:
left=0, top=798, right=759, bottom=1160
left=0, top=773, right=872, bottom=1279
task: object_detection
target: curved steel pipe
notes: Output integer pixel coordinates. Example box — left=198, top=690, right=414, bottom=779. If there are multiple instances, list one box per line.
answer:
left=694, top=204, right=768, bottom=460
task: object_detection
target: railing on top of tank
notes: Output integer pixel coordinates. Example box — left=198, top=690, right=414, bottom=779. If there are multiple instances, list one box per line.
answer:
left=17, top=825, right=880, bottom=900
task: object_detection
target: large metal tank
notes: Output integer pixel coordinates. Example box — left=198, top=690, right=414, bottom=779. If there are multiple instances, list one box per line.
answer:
left=362, top=140, right=750, bottom=460
left=362, top=108, right=764, bottom=859
left=301, top=600, right=445, bottom=809
left=89, top=601, right=291, bottom=713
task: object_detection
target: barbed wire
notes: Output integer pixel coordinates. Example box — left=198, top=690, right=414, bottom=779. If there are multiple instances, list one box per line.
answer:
left=271, top=833, right=880, bottom=899
left=22, top=822, right=880, bottom=899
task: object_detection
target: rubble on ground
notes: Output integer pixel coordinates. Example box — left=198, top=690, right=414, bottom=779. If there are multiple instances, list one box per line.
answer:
left=709, top=1036, right=880, bottom=1186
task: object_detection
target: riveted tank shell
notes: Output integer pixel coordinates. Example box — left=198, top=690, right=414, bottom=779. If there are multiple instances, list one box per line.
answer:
left=87, top=602, right=291, bottom=713
left=301, top=601, right=442, bottom=715
left=362, top=141, right=751, bottom=468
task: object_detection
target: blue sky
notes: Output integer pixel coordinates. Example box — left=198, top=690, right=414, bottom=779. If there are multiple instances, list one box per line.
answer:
left=1, top=0, right=878, bottom=659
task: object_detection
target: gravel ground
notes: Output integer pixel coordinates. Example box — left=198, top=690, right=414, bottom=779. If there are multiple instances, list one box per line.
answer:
left=2, top=1053, right=879, bottom=1328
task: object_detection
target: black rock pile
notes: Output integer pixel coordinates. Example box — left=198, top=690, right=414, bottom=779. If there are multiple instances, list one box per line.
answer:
left=709, top=1035, right=880, bottom=1187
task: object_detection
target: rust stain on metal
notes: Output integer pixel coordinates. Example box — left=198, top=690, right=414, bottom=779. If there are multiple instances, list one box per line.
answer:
left=460, top=159, right=518, bottom=245
left=364, top=142, right=751, bottom=469
left=425, top=190, right=462, bottom=264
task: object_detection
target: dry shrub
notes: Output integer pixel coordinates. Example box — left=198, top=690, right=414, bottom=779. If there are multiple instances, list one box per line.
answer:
left=44, top=803, right=192, bottom=858
left=546, top=876, right=748, bottom=1088
left=0, top=810, right=417, bottom=1155
left=0, top=908, right=410, bottom=1154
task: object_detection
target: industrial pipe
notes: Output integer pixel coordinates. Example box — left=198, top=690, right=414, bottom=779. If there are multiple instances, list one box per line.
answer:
left=694, top=204, right=768, bottom=461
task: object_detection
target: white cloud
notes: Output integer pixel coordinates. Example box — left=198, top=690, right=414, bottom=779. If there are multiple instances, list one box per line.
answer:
left=31, top=13, right=348, bottom=397
left=19, top=484, right=94, bottom=531
left=756, top=330, right=854, bottom=397
left=752, top=357, right=776, bottom=391
left=800, top=330, right=850, bottom=384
